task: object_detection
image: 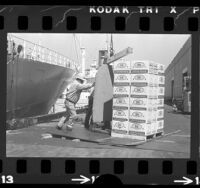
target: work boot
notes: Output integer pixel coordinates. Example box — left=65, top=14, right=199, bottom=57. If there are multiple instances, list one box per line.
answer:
left=56, top=126, right=62, bottom=130
left=65, top=121, right=73, bottom=131
left=57, top=116, right=66, bottom=130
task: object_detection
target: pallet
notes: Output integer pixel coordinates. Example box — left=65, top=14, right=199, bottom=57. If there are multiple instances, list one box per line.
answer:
left=146, top=131, right=164, bottom=141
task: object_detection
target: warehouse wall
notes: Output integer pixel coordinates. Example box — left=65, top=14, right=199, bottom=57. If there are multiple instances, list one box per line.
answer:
left=165, top=37, right=191, bottom=101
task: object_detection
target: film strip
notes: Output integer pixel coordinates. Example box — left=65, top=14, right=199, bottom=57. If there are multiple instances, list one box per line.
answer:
left=0, top=4, right=200, bottom=185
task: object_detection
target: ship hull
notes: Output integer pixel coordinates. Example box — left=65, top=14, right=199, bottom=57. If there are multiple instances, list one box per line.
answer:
left=7, top=56, right=75, bottom=119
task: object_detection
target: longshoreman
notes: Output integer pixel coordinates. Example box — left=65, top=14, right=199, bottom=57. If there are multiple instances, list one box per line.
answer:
left=57, top=75, right=94, bottom=131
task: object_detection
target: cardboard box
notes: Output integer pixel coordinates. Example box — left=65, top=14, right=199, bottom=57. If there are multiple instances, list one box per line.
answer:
left=129, top=108, right=152, bottom=123
left=130, top=74, right=155, bottom=85
left=157, top=108, right=164, bottom=119
left=129, top=120, right=152, bottom=135
left=113, top=83, right=130, bottom=95
left=113, top=95, right=130, bottom=107
left=130, top=97, right=149, bottom=108
left=158, top=75, right=165, bottom=85
left=157, top=128, right=164, bottom=133
left=150, top=121, right=157, bottom=134
left=113, top=59, right=131, bottom=70
left=114, top=73, right=131, bottom=83
left=112, top=106, right=129, bottom=119
left=131, top=60, right=159, bottom=74
left=151, top=75, right=159, bottom=87
left=130, top=85, right=157, bottom=98
left=157, top=63, right=165, bottom=74
left=157, top=118, right=164, bottom=129
left=111, top=132, right=129, bottom=138
left=157, top=98, right=164, bottom=107
left=112, top=119, right=129, bottom=135
left=157, top=87, right=165, bottom=95
left=152, top=87, right=159, bottom=96
left=130, top=97, right=157, bottom=108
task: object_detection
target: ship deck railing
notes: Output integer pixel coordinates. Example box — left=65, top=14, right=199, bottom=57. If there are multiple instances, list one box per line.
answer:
left=7, top=34, right=77, bottom=69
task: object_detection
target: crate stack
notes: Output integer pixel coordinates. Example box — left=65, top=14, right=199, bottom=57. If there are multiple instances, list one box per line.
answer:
left=129, top=61, right=159, bottom=140
left=111, top=60, right=165, bottom=141
left=112, top=59, right=131, bottom=138
left=156, top=63, right=165, bottom=134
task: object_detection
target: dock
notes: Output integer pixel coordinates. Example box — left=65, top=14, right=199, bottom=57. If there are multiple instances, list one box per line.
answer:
left=6, top=104, right=190, bottom=158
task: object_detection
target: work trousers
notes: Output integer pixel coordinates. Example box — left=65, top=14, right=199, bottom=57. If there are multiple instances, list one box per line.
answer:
left=64, top=100, right=77, bottom=123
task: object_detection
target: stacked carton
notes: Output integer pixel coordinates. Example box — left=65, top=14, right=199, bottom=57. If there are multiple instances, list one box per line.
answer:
left=111, top=59, right=165, bottom=141
left=129, top=61, right=158, bottom=140
left=156, top=63, right=165, bottom=134
left=112, top=59, right=131, bottom=138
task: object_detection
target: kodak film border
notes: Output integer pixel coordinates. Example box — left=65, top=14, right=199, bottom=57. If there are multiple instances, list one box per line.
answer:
left=0, top=5, right=199, bottom=185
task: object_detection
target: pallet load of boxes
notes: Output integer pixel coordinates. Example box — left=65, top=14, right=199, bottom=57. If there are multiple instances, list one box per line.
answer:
left=111, top=59, right=165, bottom=141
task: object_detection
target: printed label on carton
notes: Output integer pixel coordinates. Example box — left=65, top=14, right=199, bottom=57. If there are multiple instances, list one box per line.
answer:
left=112, top=119, right=129, bottom=133
left=112, top=108, right=129, bottom=119
left=113, top=59, right=131, bottom=70
left=131, top=61, right=156, bottom=74
left=157, top=63, right=165, bottom=74
left=157, top=99, right=164, bottom=107
left=158, top=95, right=164, bottom=99
left=129, top=109, right=151, bottom=121
left=114, top=74, right=131, bottom=83
left=158, top=76, right=165, bottom=85
left=130, top=74, right=155, bottom=85
left=157, top=109, right=164, bottom=118
left=157, top=87, right=165, bottom=95
left=130, top=97, right=149, bottom=107
left=131, top=86, right=155, bottom=96
left=153, top=64, right=158, bottom=75
left=131, top=61, right=149, bottom=69
left=113, top=85, right=130, bottom=95
left=157, top=119, right=164, bottom=129
left=112, top=119, right=129, bottom=135
left=128, top=121, right=152, bottom=135
left=113, top=96, right=130, bottom=107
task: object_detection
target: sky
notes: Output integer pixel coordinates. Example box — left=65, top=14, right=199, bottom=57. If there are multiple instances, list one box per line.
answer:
left=10, top=33, right=190, bottom=70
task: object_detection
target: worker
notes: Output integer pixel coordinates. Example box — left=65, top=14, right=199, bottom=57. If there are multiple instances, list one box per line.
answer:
left=172, top=98, right=178, bottom=112
left=57, top=75, right=94, bottom=130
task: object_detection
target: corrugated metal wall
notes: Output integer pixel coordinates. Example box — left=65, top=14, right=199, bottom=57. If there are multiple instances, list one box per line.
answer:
left=165, top=37, right=191, bottom=101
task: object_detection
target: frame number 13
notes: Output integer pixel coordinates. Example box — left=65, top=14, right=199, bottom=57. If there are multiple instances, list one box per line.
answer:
left=1, top=175, right=14, bottom=184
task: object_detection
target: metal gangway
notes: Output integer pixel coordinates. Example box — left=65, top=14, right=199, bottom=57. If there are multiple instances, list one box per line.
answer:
left=7, top=34, right=77, bottom=69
